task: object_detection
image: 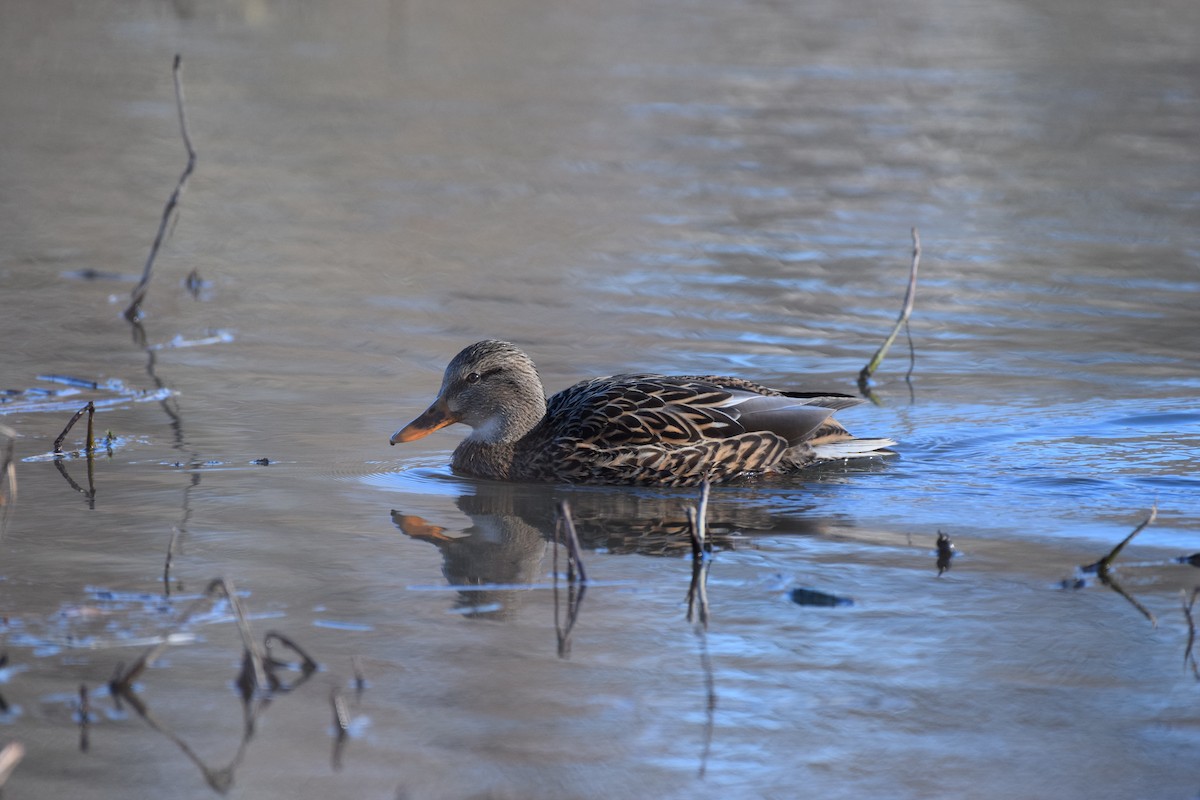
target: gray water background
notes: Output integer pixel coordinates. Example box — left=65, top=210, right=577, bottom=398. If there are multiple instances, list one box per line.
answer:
left=2, top=0, right=1199, bottom=797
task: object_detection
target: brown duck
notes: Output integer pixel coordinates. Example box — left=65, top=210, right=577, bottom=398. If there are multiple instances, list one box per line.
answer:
left=390, top=340, right=895, bottom=486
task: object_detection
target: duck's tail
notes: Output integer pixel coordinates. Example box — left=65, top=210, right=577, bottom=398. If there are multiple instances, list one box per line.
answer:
left=810, top=436, right=897, bottom=462
left=801, top=416, right=896, bottom=463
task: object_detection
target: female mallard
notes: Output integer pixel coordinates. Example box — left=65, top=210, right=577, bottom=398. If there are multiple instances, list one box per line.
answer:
left=390, top=340, right=894, bottom=486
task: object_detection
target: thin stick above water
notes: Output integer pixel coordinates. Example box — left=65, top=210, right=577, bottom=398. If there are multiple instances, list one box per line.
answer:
left=1083, top=504, right=1159, bottom=627
left=1084, top=504, right=1158, bottom=576
left=858, top=228, right=920, bottom=397
left=53, top=402, right=94, bottom=455
left=125, top=54, right=197, bottom=322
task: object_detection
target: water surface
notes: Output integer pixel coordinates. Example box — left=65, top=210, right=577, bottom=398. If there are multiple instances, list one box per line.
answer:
left=1, top=0, right=1199, bottom=798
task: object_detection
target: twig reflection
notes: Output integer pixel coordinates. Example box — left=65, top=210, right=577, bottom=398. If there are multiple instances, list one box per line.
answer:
left=129, top=316, right=203, bottom=597
left=685, top=482, right=713, bottom=628
left=684, top=482, right=716, bottom=779
left=77, top=684, right=91, bottom=753
left=694, top=627, right=715, bottom=781
left=0, top=423, right=16, bottom=539
left=553, top=501, right=588, bottom=658
left=52, top=456, right=95, bottom=510
left=106, top=578, right=318, bottom=794
left=330, top=688, right=350, bottom=771
left=1183, top=588, right=1200, bottom=680
left=1068, top=505, right=1159, bottom=626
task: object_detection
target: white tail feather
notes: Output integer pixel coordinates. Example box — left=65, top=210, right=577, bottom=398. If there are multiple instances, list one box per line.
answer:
left=811, top=437, right=897, bottom=461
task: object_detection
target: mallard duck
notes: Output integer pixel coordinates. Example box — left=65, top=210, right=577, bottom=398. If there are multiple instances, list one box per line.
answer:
left=390, top=340, right=895, bottom=486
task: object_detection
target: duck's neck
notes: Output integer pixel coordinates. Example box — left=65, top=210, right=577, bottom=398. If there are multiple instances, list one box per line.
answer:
left=451, top=438, right=519, bottom=481
left=469, top=391, right=548, bottom=445
left=451, top=388, right=547, bottom=480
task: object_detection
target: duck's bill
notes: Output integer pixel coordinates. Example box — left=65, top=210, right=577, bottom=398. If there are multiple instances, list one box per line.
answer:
left=390, top=399, right=460, bottom=444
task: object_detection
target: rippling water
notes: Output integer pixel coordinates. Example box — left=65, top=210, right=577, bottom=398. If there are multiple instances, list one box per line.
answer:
left=2, top=0, right=1199, bottom=797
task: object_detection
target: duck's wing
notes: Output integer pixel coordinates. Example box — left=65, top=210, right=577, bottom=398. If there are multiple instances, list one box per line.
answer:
left=717, top=389, right=841, bottom=447
left=544, top=374, right=832, bottom=446
left=685, top=375, right=865, bottom=412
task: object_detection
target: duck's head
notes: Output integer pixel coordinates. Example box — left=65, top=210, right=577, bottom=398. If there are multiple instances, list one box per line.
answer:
left=390, top=340, right=549, bottom=446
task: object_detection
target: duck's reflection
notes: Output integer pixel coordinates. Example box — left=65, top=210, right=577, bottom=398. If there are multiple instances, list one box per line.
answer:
left=391, top=490, right=548, bottom=619
left=390, top=480, right=832, bottom=619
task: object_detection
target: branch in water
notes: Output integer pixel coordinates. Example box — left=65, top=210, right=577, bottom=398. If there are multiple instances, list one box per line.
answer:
left=858, top=228, right=920, bottom=400
left=125, top=54, right=197, bottom=322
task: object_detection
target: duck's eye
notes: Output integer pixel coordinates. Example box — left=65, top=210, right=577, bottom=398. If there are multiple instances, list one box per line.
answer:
left=465, top=372, right=481, bottom=385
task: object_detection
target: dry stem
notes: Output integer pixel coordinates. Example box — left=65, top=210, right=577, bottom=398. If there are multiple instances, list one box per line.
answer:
left=125, top=54, right=197, bottom=321
left=858, top=228, right=920, bottom=397
left=53, top=402, right=95, bottom=455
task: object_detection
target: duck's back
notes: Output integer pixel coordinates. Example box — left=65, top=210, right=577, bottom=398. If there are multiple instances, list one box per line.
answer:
left=509, top=374, right=859, bottom=486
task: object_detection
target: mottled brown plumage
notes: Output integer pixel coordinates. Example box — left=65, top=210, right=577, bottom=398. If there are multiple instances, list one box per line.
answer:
left=390, top=340, right=894, bottom=486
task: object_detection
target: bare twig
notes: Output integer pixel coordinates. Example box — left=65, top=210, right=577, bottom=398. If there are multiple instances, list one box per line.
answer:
left=53, top=402, right=94, bottom=454
left=903, top=313, right=917, bottom=388
left=216, top=578, right=270, bottom=696
left=125, top=54, right=197, bottom=321
left=163, top=527, right=181, bottom=597
left=85, top=398, right=95, bottom=454
left=858, top=228, right=921, bottom=399
left=1084, top=504, right=1158, bottom=576
left=1081, top=505, right=1159, bottom=627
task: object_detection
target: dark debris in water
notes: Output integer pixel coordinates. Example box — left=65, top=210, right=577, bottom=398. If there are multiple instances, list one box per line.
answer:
left=936, top=530, right=955, bottom=576
left=61, top=267, right=134, bottom=282
left=184, top=268, right=204, bottom=298
left=789, top=587, right=854, bottom=608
